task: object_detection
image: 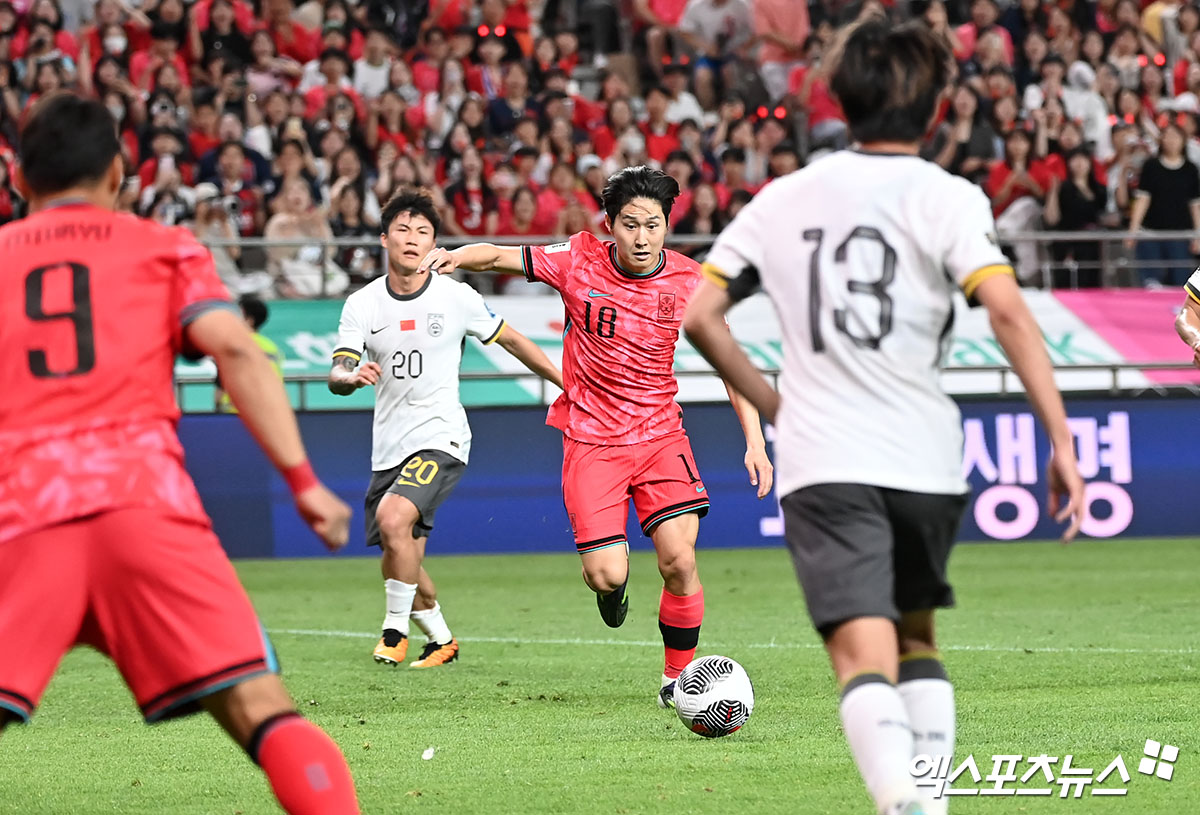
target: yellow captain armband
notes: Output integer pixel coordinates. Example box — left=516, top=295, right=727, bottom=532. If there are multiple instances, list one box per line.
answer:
left=701, top=262, right=731, bottom=289
left=961, top=264, right=1015, bottom=302
left=1185, top=282, right=1200, bottom=305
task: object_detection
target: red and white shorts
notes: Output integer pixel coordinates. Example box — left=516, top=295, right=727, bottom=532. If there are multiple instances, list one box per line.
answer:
left=0, top=508, right=277, bottom=724
left=562, top=431, right=710, bottom=554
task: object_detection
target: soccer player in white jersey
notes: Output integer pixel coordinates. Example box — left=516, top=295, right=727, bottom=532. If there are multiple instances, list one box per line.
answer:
left=329, top=189, right=562, bottom=668
left=684, top=21, right=1086, bottom=815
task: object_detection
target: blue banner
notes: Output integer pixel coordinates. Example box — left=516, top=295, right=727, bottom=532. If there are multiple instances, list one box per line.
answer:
left=179, top=398, right=1200, bottom=559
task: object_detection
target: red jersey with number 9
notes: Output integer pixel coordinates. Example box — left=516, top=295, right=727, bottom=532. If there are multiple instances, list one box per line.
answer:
left=0, top=202, right=235, bottom=546
left=520, top=231, right=701, bottom=445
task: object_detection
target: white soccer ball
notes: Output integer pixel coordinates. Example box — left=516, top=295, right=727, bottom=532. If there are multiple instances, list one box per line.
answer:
left=673, top=655, right=754, bottom=738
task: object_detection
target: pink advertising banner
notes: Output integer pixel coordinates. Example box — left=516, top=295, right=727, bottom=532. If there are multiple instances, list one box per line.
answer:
left=1054, top=290, right=1200, bottom=384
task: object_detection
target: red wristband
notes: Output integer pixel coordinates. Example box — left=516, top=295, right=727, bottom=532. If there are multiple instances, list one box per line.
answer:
left=282, top=460, right=319, bottom=496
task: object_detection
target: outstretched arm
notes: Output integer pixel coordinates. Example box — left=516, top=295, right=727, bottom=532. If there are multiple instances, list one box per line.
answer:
left=495, top=326, right=564, bottom=390
left=723, top=379, right=773, bottom=499
left=418, top=243, right=525, bottom=275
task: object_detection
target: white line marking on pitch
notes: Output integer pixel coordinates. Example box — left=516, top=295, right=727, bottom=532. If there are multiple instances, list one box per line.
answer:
left=269, top=628, right=1198, bottom=656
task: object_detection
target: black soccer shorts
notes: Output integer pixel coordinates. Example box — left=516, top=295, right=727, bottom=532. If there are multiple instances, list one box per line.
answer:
left=781, top=483, right=969, bottom=638
left=363, top=449, right=466, bottom=546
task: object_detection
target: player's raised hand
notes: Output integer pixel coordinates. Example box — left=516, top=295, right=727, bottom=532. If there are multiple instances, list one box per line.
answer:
left=352, top=361, right=383, bottom=388
left=745, top=447, right=774, bottom=499
left=418, top=247, right=458, bottom=276
left=295, top=483, right=352, bottom=552
left=1046, top=444, right=1085, bottom=543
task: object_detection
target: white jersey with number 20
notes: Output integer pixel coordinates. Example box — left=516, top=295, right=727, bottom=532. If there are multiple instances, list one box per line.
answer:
left=333, top=273, right=506, bottom=471
left=704, top=151, right=1013, bottom=498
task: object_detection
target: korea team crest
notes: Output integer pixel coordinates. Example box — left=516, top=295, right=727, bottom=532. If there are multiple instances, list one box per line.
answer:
left=657, top=292, right=677, bottom=321
left=428, top=313, right=444, bottom=337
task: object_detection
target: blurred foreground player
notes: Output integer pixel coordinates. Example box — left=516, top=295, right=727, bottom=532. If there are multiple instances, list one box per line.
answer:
left=0, top=94, right=360, bottom=815
left=419, top=166, right=773, bottom=707
left=684, top=21, right=1085, bottom=815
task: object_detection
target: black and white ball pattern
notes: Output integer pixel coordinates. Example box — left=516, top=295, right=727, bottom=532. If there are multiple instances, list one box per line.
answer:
left=673, top=655, right=754, bottom=738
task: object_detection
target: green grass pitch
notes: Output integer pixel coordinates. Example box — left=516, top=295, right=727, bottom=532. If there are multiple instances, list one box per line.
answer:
left=2, top=539, right=1197, bottom=814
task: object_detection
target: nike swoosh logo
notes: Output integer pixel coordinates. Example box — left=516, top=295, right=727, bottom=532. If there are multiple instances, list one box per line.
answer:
left=587, top=290, right=613, bottom=298
left=370, top=326, right=389, bottom=334
left=696, top=485, right=706, bottom=493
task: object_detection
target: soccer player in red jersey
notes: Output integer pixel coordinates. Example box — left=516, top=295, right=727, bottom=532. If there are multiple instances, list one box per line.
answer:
left=418, top=166, right=774, bottom=706
left=0, top=93, right=360, bottom=815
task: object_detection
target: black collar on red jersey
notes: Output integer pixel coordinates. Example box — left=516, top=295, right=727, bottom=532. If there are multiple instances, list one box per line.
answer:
left=386, top=270, right=432, bottom=301
left=608, top=244, right=666, bottom=280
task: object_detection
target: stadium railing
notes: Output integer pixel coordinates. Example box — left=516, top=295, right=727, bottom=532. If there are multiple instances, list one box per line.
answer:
left=201, top=230, right=1200, bottom=296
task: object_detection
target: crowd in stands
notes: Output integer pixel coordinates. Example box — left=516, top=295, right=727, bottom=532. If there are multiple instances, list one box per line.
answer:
left=1, top=0, right=1199, bottom=295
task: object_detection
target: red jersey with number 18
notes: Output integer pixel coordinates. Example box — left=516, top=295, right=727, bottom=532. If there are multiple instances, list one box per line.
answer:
left=520, top=231, right=701, bottom=446
left=0, top=202, right=235, bottom=546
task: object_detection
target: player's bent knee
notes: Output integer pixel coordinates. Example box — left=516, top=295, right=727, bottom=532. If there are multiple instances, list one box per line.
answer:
left=580, top=557, right=627, bottom=594
left=376, top=498, right=421, bottom=548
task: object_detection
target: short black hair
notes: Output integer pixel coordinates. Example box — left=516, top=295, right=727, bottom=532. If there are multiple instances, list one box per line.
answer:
left=216, top=139, right=244, bottom=159
left=150, top=20, right=179, bottom=42
left=239, top=295, right=269, bottom=329
left=19, top=92, right=121, bottom=196
left=380, top=187, right=441, bottom=234
left=600, top=165, right=679, bottom=223
left=829, top=19, right=951, bottom=145
left=319, top=47, right=353, bottom=75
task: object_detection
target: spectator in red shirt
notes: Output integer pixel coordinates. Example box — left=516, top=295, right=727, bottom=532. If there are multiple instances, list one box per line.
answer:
left=137, top=125, right=192, bottom=189
left=264, top=0, right=318, bottom=64
left=81, top=0, right=150, bottom=67
left=466, top=32, right=507, bottom=100
left=787, top=41, right=847, bottom=151
left=534, top=160, right=597, bottom=233
left=12, top=0, right=79, bottom=60
left=496, top=184, right=539, bottom=237
left=188, top=91, right=222, bottom=158
left=443, top=144, right=498, bottom=235
left=303, top=48, right=361, bottom=120
left=410, top=26, right=448, bottom=95
left=986, top=127, right=1054, bottom=279
left=130, top=22, right=189, bottom=90
left=366, top=89, right=409, bottom=156
left=715, top=146, right=760, bottom=206
left=640, top=85, right=680, bottom=165
left=633, top=0, right=688, bottom=79
left=955, top=0, right=1014, bottom=64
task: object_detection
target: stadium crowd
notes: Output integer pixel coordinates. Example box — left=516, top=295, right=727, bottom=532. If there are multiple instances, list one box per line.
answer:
left=1, top=0, right=1199, bottom=294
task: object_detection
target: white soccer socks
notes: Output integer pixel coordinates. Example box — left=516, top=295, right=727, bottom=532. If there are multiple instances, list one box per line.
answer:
left=840, top=673, right=921, bottom=814
left=410, top=601, right=453, bottom=645
left=899, top=656, right=955, bottom=815
left=382, top=579, right=417, bottom=636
